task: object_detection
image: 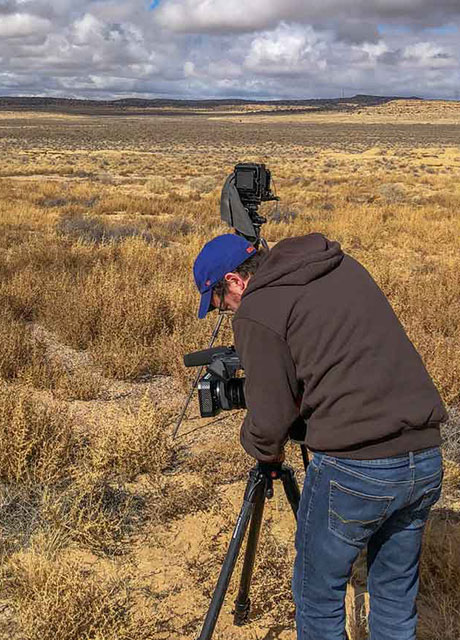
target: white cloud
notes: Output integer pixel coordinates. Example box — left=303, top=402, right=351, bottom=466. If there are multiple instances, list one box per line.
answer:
left=154, top=0, right=287, bottom=33
left=183, top=60, right=197, bottom=77
left=73, top=13, right=103, bottom=45
left=0, top=11, right=50, bottom=37
left=245, top=24, right=328, bottom=75
left=153, top=0, right=460, bottom=33
left=403, top=41, right=455, bottom=67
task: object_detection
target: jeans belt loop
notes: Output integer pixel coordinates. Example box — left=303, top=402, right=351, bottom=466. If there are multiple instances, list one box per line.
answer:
left=409, top=451, right=415, bottom=469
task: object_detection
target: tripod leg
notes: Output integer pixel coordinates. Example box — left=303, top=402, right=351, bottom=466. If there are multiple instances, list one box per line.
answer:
left=196, top=469, right=265, bottom=640
left=233, top=481, right=266, bottom=625
left=281, top=467, right=301, bottom=519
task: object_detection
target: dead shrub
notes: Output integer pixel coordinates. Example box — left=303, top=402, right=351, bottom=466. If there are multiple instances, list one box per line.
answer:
left=0, top=396, right=174, bottom=558
left=184, top=437, right=252, bottom=485
left=0, top=386, right=77, bottom=486
left=149, top=478, right=218, bottom=525
left=161, top=216, right=194, bottom=237
left=0, top=484, right=44, bottom=559
left=56, top=212, right=153, bottom=245
left=188, top=175, right=219, bottom=193
left=0, top=311, right=42, bottom=380
left=39, top=197, right=69, bottom=208
left=49, top=478, right=147, bottom=556
left=378, top=182, right=408, bottom=203
left=418, top=512, right=460, bottom=640
left=267, top=203, right=299, bottom=224
left=40, top=365, right=105, bottom=401
left=0, top=480, right=143, bottom=560
left=147, top=176, right=172, bottom=193
left=2, top=550, right=150, bottom=640
left=86, top=400, right=175, bottom=481
left=442, top=407, right=460, bottom=464
left=249, top=522, right=296, bottom=623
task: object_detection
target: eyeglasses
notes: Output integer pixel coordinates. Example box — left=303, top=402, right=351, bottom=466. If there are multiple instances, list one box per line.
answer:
left=218, top=290, right=233, bottom=315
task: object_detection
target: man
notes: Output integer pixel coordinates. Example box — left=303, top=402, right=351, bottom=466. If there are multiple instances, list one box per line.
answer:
left=193, top=232, right=446, bottom=640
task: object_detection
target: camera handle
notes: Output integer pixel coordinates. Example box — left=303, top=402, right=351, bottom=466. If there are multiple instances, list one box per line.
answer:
left=173, top=314, right=226, bottom=439
left=196, top=447, right=307, bottom=640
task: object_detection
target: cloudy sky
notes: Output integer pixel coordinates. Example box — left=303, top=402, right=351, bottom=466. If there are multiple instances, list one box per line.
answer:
left=1, top=0, right=459, bottom=100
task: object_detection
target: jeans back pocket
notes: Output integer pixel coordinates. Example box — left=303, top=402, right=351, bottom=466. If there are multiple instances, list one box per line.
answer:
left=418, top=480, right=442, bottom=511
left=406, top=478, right=443, bottom=529
left=328, top=480, right=394, bottom=546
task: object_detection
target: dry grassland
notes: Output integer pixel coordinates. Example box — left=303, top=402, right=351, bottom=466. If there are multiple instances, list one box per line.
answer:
left=0, top=99, right=459, bottom=640
left=213, top=99, right=460, bottom=125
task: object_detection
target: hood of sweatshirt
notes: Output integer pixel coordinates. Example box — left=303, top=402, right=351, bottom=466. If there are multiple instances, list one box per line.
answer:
left=244, top=233, right=344, bottom=297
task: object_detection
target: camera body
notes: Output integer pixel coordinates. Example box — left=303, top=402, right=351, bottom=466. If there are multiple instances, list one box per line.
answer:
left=220, top=162, right=278, bottom=245
left=233, top=163, right=274, bottom=206
left=184, top=346, right=246, bottom=418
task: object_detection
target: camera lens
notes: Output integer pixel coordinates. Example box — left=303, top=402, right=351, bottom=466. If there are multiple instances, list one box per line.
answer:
left=198, top=375, right=220, bottom=417
left=226, top=378, right=246, bottom=410
left=197, top=373, right=246, bottom=417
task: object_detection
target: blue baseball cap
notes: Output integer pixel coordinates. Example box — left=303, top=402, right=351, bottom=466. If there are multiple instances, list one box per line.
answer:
left=193, top=234, right=256, bottom=319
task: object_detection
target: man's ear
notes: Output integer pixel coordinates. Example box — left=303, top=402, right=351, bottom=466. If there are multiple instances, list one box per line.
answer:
left=224, top=272, right=237, bottom=284
left=224, top=272, right=245, bottom=290
left=224, top=271, right=247, bottom=291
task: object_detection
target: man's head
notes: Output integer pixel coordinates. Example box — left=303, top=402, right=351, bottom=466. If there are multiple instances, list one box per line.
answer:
left=193, top=234, right=266, bottom=318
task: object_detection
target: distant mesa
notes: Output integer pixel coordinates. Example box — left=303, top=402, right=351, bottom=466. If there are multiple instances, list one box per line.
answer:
left=0, top=95, right=422, bottom=117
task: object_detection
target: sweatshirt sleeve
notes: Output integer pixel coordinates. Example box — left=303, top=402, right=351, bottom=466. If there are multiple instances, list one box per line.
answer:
left=233, top=317, right=301, bottom=462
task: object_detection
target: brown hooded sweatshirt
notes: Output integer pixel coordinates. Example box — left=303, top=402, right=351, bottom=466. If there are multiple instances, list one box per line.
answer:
left=233, top=233, right=447, bottom=462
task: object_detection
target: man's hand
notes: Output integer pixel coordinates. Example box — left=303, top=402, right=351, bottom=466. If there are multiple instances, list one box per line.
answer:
left=258, top=451, right=285, bottom=480
left=260, top=450, right=285, bottom=464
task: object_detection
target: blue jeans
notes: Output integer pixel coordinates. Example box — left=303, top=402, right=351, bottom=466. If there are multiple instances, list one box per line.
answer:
left=292, top=447, right=443, bottom=640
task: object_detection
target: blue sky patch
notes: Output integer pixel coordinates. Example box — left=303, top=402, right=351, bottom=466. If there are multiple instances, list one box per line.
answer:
left=423, top=24, right=458, bottom=35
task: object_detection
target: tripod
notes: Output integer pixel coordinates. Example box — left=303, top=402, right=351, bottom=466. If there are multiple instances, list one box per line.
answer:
left=196, top=445, right=308, bottom=640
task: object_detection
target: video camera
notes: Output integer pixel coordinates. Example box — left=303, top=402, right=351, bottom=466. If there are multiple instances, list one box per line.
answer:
left=184, top=345, right=245, bottom=418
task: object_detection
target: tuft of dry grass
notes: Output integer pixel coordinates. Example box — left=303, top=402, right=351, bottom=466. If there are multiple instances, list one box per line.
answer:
left=418, top=511, right=460, bottom=640
left=0, top=386, right=76, bottom=486
left=0, top=388, right=178, bottom=560
left=1, top=547, right=152, bottom=640
left=249, top=522, right=296, bottom=623
left=81, top=399, right=177, bottom=487
left=442, top=408, right=460, bottom=464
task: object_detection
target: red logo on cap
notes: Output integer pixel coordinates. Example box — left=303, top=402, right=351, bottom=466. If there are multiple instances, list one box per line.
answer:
left=246, top=246, right=255, bottom=254
left=205, top=279, right=211, bottom=286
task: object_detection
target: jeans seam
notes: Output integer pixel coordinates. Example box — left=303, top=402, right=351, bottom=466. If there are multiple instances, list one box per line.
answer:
left=329, top=480, right=395, bottom=502
left=407, top=472, right=416, bottom=504
left=324, top=447, right=441, bottom=466
left=324, top=460, right=411, bottom=486
left=414, top=468, right=443, bottom=483
left=410, top=446, right=441, bottom=460
left=419, top=484, right=442, bottom=509
left=299, top=456, right=323, bottom=620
